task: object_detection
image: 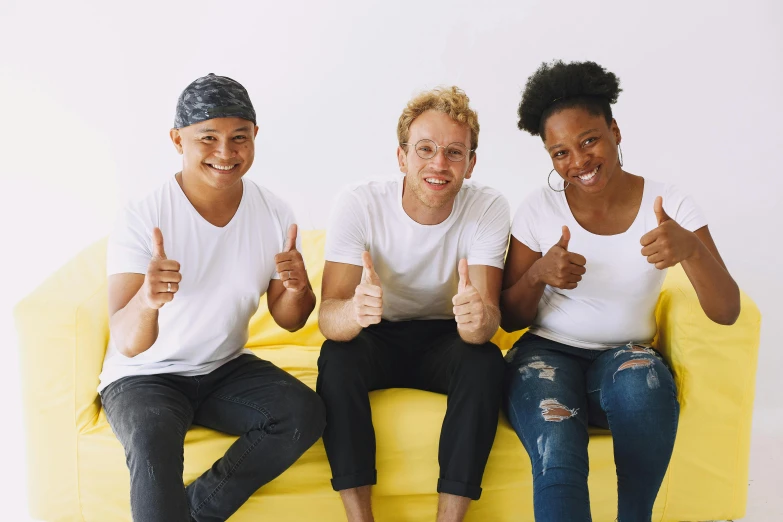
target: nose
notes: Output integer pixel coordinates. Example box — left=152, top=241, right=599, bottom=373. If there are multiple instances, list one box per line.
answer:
left=571, top=148, right=590, bottom=170
left=429, top=147, right=450, bottom=169
left=213, top=138, right=237, bottom=159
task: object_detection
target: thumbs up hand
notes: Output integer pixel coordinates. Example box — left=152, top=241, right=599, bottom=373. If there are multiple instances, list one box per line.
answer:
left=143, top=227, right=182, bottom=309
left=353, top=251, right=383, bottom=328
left=640, top=196, right=701, bottom=270
left=452, top=259, right=486, bottom=333
left=533, top=226, right=587, bottom=290
left=640, top=196, right=698, bottom=269
left=274, top=224, right=309, bottom=293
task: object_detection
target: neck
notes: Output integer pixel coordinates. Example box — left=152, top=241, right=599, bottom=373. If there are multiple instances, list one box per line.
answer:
left=566, top=165, right=634, bottom=211
left=401, top=176, right=454, bottom=225
left=176, top=171, right=244, bottom=227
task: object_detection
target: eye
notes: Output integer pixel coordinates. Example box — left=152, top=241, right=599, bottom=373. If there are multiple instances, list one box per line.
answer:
left=583, top=137, right=598, bottom=146
left=233, top=135, right=247, bottom=141
left=446, top=149, right=465, bottom=160
left=553, top=150, right=567, bottom=158
left=418, top=146, right=433, bottom=153
left=201, top=136, right=216, bottom=141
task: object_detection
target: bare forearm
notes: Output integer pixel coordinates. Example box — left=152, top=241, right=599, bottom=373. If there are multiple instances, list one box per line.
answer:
left=500, top=264, right=546, bottom=332
left=681, top=242, right=740, bottom=325
left=318, top=298, right=363, bottom=341
left=110, top=291, right=160, bottom=357
left=270, top=286, right=316, bottom=332
left=459, top=303, right=501, bottom=344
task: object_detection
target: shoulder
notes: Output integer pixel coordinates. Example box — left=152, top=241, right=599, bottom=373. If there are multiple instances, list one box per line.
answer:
left=342, top=178, right=398, bottom=199
left=515, top=185, right=558, bottom=217
left=243, top=179, right=296, bottom=218
left=460, top=181, right=509, bottom=212
left=334, top=178, right=398, bottom=213
left=120, top=177, right=177, bottom=224
left=642, top=178, right=697, bottom=208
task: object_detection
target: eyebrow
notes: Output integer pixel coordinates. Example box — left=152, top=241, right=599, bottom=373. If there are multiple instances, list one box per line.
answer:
left=546, top=128, right=600, bottom=151
left=196, top=125, right=252, bottom=134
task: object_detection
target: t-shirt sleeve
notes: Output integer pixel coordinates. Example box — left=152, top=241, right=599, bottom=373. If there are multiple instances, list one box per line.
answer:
left=468, top=194, right=510, bottom=269
left=272, top=199, right=302, bottom=280
left=106, top=206, right=154, bottom=276
left=664, top=184, right=707, bottom=232
left=324, top=189, right=367, bottom=267
left=511, top=192, right=544, bottom=253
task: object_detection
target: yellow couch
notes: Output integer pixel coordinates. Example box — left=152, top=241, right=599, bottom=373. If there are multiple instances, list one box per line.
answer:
left=15, top=230, right=761, bottom=521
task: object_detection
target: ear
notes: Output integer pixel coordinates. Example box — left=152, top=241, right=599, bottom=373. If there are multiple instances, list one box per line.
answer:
left=611, top=118, right=621, bottom=145
left=253, top=125, right=259, bottom=138
left=170, top=128, right=183, bottom=154
left=397, top=145, right=408, bottom=174
left=464, top=152, right=477, bottom=180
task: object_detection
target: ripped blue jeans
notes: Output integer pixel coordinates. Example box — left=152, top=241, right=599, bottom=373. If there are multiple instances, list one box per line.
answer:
left=503, top=334, right=679, bottom=522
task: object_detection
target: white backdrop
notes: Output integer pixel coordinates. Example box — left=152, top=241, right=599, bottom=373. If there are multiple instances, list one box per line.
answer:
left=1, top=0, right=780, bottom=519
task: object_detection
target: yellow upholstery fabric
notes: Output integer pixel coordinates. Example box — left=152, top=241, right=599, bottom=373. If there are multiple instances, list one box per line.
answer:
left=15, top=230, right=761, bottom=521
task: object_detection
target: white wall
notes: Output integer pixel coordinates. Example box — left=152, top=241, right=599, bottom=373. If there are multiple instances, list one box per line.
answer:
left=1, top=0, right=780, bottom=519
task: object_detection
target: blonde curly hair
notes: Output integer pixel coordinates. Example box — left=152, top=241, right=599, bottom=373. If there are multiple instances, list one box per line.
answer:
left=397, top=86, right=479, bottom=157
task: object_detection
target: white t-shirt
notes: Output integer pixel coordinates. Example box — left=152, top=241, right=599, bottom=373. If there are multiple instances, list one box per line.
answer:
left=325, top=176, right=510, bottom=322
left=98, top=176, right=299, bottom=392
left=512, top=179, right=706, bottom=350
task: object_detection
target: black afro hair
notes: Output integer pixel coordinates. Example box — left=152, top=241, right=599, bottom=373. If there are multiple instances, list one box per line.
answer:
left=517, top=60, right=622, bottom=139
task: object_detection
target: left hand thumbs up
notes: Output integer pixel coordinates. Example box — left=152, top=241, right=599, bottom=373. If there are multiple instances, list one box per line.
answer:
left=654, top=196, right=671, bottom=226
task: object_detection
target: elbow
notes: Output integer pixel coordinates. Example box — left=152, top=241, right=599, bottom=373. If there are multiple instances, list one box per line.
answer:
left=710, top=286, right=742, bottom=326
left=117, top=343, right=143, bottom=358
left=499, top=308, right=531, bottom=334
left=711, top=303, right=741, bottom=326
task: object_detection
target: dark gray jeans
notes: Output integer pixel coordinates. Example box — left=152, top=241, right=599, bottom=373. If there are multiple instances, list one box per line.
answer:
left=101, top=353, right=325, bottom=522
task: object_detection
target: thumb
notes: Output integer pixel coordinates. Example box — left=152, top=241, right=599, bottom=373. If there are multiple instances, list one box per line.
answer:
left=556, top=225, right=570, bottom=250
left=152, top=228, right=167, bottom=260
left=284, top=223, right=298, bottom=252
left=362, top=251, right=378, bottom=285
left=458, top=258, right=471, bottom=293
left=654, top=196, right=671, bottom=225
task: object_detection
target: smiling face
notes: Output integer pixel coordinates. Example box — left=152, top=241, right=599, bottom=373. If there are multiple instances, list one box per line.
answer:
left=543, top=107, right=622, bottom=194
left=397, top=110, right=476, bottom=224
left=170, top=117, right=259, bottom=192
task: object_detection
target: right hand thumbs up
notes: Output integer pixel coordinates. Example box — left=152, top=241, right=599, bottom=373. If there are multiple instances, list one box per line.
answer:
left=354, top=251, right=383, bottom=328
left=143, top=228, right=182, bottom=310
left=537, top=225, right=587, bottom=290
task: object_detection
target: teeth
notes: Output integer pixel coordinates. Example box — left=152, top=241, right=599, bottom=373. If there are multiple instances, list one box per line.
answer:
left=426, top=178, right=447, bottom=185
left=579, top=166, right=599, bottom=181
left=210, top=164, right=235, bottom=171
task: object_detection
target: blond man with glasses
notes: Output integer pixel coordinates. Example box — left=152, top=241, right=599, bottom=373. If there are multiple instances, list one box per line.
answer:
left=316, top=86, right=510, bottom=522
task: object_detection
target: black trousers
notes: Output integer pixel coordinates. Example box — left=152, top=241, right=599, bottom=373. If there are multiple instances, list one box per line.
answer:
left=102, top=354, right=326, bottom=522
left=316, top=319, right=506, bottom=500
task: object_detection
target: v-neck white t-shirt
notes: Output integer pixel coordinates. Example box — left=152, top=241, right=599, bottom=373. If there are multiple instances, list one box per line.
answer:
left=98, top=176, right=299, bottom=392
left=325, top=176, right=510, bottom=322
left=511, top=179, right=706, bottom=350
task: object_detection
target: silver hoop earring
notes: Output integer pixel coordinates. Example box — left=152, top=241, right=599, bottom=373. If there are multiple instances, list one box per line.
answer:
left=547, top=169, right=569, bottom=192
left=618, top=143, right=624, bottom=167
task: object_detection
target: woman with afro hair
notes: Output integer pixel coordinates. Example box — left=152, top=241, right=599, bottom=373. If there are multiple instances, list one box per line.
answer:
left=500, top=60, right=740, bottom=521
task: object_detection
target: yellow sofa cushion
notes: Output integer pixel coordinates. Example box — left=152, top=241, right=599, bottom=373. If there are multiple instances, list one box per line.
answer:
left=15, top=230, right=761, bottom=521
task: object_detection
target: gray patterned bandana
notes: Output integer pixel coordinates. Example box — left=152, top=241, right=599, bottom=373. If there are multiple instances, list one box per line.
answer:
left=173, top=73, right=256, bottom=129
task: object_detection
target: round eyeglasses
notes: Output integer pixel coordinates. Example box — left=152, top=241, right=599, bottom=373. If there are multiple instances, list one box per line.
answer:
left=402, top=139, right=474, bottom=162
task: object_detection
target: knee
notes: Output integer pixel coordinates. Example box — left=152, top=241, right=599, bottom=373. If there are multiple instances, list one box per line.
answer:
left=319, top=339, right=364, bottom=373
left=317, top=339, right=367, bottom=390
left=605, top=356, right=677, bottom=412
left=453, top=341, right=506, bottom=382
left=284, top=385, right=326, bottom=447
left=123, top=421, right=183, bottom=462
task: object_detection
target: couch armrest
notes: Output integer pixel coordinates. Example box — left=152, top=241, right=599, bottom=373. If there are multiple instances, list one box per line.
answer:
left=653, top=265, right=761, bottom=518
left=14, top=238, right=109, bottom=521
